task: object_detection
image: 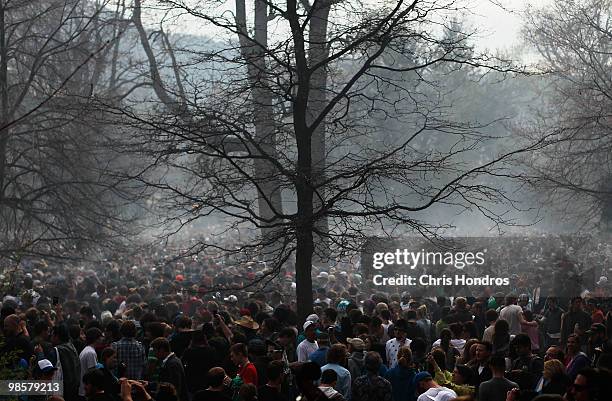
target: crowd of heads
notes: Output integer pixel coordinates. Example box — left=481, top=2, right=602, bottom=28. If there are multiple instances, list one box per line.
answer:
left=1, top=239, right=612, bottom=401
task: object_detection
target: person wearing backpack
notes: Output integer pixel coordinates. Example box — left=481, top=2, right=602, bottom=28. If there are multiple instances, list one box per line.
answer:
left=30, top=359, right=62, bottom=401
left=51, top=324, right=81, bottom=401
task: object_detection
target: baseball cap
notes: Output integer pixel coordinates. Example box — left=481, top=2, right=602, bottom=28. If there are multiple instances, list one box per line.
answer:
left=413, top=371, right=433, bottom=386
left=303, top=320, right=317, bottom=331
left=38, top=359, right=58, bottom=373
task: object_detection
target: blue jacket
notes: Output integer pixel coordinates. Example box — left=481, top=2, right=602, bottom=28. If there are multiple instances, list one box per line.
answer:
left=385, top=365, right=417, bottom=401
left=309, top=346, right=329, bottom=367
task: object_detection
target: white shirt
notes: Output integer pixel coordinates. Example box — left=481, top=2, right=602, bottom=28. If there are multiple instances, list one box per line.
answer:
left=385, top=338, right=411, bottom=368
left=79, top=345, right=98, bottom=396
left=482, top=324, right=495, bottom=343
left=296, top=339, right=319, bottom=362
left=431, top=338, right=466, bottom=355
left=116, top=300, right=127, bottom=316
left=499, top=304, right=523, bottom=335
left=381, top=323, right=391, bottom=342
left=417, top=387, right=457, bottom=401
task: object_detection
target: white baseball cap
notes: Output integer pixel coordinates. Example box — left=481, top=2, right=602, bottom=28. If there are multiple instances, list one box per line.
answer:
left=38, top=359, right=57, bottom=373
left=303, top=320, right=317, bottom=331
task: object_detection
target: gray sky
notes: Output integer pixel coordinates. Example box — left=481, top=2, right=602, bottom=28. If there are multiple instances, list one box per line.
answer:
left=148, top=0, right=537, bottom=52
left=467, top=0, right=530, bottom=51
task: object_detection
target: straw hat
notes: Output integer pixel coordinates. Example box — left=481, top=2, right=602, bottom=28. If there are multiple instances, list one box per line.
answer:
left=235, top=315, right=259, bottom=330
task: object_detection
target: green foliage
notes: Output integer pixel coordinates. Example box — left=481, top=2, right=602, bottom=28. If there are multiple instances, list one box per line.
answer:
left=0, top=337, right=28, bottom=401
left=0, top=340, right=28, bottom=379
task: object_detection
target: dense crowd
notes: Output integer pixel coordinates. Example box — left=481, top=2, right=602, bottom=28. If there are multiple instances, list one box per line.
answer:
left=1, top=244, right=612, bottom=401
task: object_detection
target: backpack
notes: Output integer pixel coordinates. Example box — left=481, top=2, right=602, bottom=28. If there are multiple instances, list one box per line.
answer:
left=231, top=374, right=244, bottom=401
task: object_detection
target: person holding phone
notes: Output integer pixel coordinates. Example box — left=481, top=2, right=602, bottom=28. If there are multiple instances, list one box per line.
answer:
left=1, top=314, right=34, bottom=363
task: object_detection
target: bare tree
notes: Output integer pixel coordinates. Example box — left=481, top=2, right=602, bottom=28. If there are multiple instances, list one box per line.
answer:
left=0, top=0, right=141, bottom=262
left=131, top=0, right=286, bottom=262
left=117, top=0, right=541, bottom=320
left=521, top=0, right=612, bottom=232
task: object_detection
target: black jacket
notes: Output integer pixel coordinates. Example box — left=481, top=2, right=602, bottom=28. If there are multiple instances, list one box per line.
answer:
left=159, top=353, right=189, bottom=401
left=472, top=364, right=493, bottom=389
left=182, top=345, right=216, bottom=393
left=542, top=374, right=571, bottom=396
left=405, top=322, right=427, bottom=342
left=57, top=342, right=81, bottom=401
left=169, top=332, right=192, bottom=359
left=100, top=366, right=121, bottom=401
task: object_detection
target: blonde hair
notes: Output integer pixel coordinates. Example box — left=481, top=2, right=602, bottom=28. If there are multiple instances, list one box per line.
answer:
left=417, top=304, right=428, bottom=318
left=544, top=359, right=566, bottom=378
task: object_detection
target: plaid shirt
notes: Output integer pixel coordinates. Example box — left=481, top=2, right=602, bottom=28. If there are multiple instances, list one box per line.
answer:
left=111, top=337, right=146, bottom=380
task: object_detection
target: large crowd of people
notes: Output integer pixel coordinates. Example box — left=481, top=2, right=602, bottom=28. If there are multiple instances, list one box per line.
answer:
left=1, top=241, right=612, bottom=401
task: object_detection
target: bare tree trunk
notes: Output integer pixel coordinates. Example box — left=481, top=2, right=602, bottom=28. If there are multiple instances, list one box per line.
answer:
left=295, top=107, right=315, bottom=322
left=287, top=0, right=332, bottom=320
left=295, top=214, right=315, bottom=322
left=235, top=0, right=284, bottom=260
left=288, top=0, right=315, bottom=322
left=307, top=1, right=331, bottom=264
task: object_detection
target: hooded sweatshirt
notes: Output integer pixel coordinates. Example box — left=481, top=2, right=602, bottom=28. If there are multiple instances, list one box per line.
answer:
left=348, top=351, right=366, bottom=379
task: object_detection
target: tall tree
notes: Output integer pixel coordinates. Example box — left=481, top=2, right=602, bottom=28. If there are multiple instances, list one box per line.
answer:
left=121, top=0, right=538, bottom=320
